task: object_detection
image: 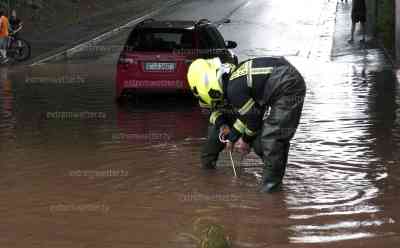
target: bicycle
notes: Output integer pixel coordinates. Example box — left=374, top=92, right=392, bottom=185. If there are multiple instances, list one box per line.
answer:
left=6, top=26, right=31, bottom=62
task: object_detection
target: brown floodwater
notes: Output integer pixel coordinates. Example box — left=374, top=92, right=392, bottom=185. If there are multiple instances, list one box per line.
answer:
left=1, top=53, right=399, bottom=248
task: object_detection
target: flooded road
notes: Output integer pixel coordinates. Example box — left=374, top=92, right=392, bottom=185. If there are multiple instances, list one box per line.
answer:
left=2, top=0, right=400, bottom=247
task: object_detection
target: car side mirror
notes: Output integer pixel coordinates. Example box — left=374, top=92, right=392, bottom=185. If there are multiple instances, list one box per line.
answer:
left=225, top=40, right=237, bottom=49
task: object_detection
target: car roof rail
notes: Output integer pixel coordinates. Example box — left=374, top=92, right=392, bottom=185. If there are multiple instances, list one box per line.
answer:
left=195, top=19, right=211, bottom=26
left=137, top=18, right=155, bottom=26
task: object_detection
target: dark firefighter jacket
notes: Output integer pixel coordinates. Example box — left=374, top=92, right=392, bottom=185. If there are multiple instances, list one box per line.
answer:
left=210, top=56, right=299, bottom=143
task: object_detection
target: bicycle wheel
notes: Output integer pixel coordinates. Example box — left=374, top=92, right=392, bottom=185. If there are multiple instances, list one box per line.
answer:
left=10, top=38, right=31, bottom=61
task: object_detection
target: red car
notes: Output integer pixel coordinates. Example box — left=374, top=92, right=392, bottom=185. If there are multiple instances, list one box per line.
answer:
left=115, top=19, right=238, bottom=100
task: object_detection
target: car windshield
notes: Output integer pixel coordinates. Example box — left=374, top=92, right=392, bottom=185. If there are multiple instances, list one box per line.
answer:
left=126, top=28, right=195, bottom=52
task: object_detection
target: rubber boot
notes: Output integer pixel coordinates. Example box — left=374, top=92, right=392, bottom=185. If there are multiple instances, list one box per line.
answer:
left=201, top=125, right=225, bottom=169
left=259, top=182, right=282, bottom=193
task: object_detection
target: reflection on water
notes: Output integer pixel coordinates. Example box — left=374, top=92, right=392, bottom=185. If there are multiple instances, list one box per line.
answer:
left=272, top=58, right=396, bottom=244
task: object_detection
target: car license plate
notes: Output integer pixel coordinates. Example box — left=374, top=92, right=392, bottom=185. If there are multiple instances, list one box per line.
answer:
left=144, top=62, right=176, bottom=72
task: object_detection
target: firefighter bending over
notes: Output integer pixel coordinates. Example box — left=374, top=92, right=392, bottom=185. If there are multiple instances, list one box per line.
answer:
left=187, top=56, right=306, bottom=193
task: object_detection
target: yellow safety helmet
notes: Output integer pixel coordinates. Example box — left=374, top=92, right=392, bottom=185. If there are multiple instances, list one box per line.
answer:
left=187, top=58, right=225, bottom=108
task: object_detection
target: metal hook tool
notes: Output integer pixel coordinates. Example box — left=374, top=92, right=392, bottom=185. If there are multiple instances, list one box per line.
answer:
left=219, top=133, right=238, bottom=177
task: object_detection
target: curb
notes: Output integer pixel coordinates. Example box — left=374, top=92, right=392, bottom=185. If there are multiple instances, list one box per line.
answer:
left=29, top=0, right=184, bottom=66
left=305, top=0, right=338, bottom=61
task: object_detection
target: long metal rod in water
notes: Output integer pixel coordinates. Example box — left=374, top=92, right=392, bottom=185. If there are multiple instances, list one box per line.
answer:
left=219, top=133, right=238, bottom=177
left=229, top=150, right=238, bottom=177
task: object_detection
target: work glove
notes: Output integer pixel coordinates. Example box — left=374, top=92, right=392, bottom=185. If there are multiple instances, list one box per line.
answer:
left=219, top=124, right=231, bottom=137
left=218, top=124, right=239, bottom=150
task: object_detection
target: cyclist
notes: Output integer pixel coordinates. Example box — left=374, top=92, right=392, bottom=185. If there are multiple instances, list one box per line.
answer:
left=9, top=10, right=23, bottom=35
left=0, top=9, right=9, bottom=63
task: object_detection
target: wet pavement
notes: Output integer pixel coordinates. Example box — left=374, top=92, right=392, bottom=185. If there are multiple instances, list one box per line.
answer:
left=2, top=0, right=400, bottom=247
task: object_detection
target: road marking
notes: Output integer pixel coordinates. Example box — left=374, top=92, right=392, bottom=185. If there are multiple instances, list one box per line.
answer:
left=29, top=0, right=184, bottom=66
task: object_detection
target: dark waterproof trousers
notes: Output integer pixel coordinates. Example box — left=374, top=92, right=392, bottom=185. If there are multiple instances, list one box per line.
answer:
left=201, top=64, right=306, bottom=185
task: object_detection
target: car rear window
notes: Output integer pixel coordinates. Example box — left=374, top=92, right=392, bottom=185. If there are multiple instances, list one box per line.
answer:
left=126, top=28, right=195, bottom=52
left=199, top=26, right=226, bottom=49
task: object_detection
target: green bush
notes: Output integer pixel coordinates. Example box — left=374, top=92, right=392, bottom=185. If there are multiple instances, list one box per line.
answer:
left=376, top=0, right=395, bottom=50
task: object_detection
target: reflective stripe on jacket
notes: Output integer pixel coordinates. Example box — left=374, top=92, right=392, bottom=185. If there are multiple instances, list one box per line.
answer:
left=209, top=57, right=303, bottom=143
left=226, top=57, right=297, bottom=142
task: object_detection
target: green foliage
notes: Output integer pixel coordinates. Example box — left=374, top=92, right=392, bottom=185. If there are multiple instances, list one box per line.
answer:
left=198, top=224, right=231, bottom=248
left=376, top=0, right=395, bottom=50
left=179, top=217, right=232, bottom=248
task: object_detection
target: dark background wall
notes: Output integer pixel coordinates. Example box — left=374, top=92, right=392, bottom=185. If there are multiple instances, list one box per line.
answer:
left=396, top=0, right=400, bottom=61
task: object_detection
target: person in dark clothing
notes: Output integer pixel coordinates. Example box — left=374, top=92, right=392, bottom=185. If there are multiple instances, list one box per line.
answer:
left=9, top=9, right=23, bottom=34
left=187, top=57, right=306, bottom=193
left=349, top=0, right=366, bottom=43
